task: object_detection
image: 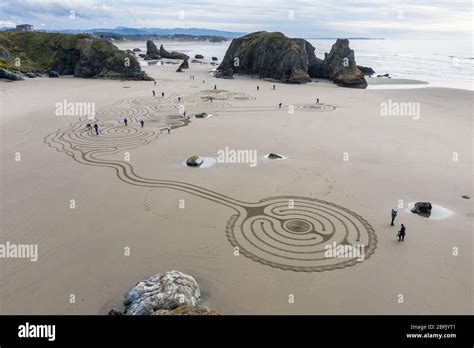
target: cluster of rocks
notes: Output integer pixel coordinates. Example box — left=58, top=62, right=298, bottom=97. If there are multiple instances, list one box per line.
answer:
left=216, top=31, right=373, bottom=88
left=109, top=271, right=217, bottom=315
left=1, top=68, right=68, bottom=81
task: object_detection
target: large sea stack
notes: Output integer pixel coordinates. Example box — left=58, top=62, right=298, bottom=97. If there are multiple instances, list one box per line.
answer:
left=145, top=40, right=161, bottom=60
left=0, top=31, right=151, bottom=80
left=216, top=31, right=368, bottom=88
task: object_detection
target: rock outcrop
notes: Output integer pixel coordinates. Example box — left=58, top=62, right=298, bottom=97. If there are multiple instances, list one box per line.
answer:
left=317, top=39, right=367, bottom=88
left=195, top=54, right=204, bottom=59
left=145, top=40, right=161, bottom=60
left=159, top=44, right=189, bottom=60
left=49, top=37, right=149, bottom=80
left=357, top=65, right=375, bottom=76
left=216, top=31, right=369, bottom=88
left=217, top=32, right=313, bottom=84
left=0, top=31, right=150, bottom=81
left=123, top=270, right=201, bottom=315
left=0, top=68, right=25, bottom=81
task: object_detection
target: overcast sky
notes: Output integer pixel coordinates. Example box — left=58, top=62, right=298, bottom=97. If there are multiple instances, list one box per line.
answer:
left=0, top=0, right=472, bottom=39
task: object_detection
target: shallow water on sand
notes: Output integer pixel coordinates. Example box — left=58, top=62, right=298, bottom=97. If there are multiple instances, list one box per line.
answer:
left=407, top=202, right=454, bottom=220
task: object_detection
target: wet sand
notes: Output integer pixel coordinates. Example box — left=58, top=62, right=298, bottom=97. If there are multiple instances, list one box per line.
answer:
left=0, top=59, right=472, bottom=314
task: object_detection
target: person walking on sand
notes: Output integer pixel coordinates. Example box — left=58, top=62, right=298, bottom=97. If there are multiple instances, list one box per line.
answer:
left=124, top=117, right=128, bottom=126
left=86, top=123, right=92, bottom=131
left=273, top=84, right=276, bottom=90
left=140, top=119, right=144, bottom=128
left=279, top=102, right=282, bottom=109
left=391, top=209, right=398, bottom=226
left=152, top=90, right=155, bottom=97
left=154, top=81, right=156, bottom=86
left=167, top=126, right=171, bottom=135
left=316, top=98, right=319, bottom=104
left=257, top=85, right=259, bottom=91
left=178, top=97, right=181, bottom=102
left=397, top=224, right=406, bottom=241
left=214, top=84, right=217, bottom=90
left=94, top=124, right=99, bottom=135
left=162, top=92, right=165, bottom=98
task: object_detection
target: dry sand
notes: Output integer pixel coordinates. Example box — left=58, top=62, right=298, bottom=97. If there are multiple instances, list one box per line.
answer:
left=0, top=60, right=472, bottom=314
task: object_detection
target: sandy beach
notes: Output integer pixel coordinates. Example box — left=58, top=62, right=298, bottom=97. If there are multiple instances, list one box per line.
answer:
left=0, top=57, right=472, bottom=315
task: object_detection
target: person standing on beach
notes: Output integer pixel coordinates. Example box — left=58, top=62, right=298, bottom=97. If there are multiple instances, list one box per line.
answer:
left=178, top=97, right=181, bottom=102
left=316, top=98, right=319, bottom=104
left=152, top=90, right=155, bottom=97
left=124, top=117, right=128, bottom=126
left=183, top=111, right=186, bottom=118
left=397, top=224, right=406, bottom=241
left=273, top=84, right=276, bottom=90
left=167, top=126, right=171, bottom=134
left=214, top=84, right=217, bottom=90
left=203, top=80, right=205, bottom=84
left=86, top=123, right=92, bottom=131
left=140, top=120, right=144, bottom=128
left=257, top=85, right=259, bottom=91
left=162, top=92, right=165, bottom=98
left=391, top=209, right=398, bottom=226
left=94, top=124, right=99, bottom=135
left=279, top=103, right=282, bottom=109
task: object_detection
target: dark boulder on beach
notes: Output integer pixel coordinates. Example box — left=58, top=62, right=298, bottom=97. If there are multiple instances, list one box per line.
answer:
left=48, top=70, right=59, bottom=78
left=357, top=65, right=375, bottom=76
left=215, top=67, right=234, bottom=79
left=195, top=54, right=204, bottom=59
left=0, top=68, right=25, bottom=81
left=411, top=202, right=432, bottom=214
left=160, top=44, right=189, bottom=60
left=216, top=31, right=369, bottom=88
left=133, top=48, right=141, bottom=52
left=145, top=40, right=161, bottom=60
left=211, top=56, right=218, bottom=61
left=377, top=73, right=390, bottom=78
left=186, top=155, right=204, bottom=166
left=267, top=153, right=283, bottom=159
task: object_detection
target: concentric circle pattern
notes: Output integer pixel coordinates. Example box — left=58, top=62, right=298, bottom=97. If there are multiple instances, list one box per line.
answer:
left=226, top=196, right=376, bottom=272
left=45, top=93, right=375, bottom=272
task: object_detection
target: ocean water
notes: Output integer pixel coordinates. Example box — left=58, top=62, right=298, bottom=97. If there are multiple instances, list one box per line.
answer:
left=121, top=39, right=473, bottom=90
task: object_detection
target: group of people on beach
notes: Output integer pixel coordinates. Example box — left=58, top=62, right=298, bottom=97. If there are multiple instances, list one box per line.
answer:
left=390, top=209, right=407, bottom=241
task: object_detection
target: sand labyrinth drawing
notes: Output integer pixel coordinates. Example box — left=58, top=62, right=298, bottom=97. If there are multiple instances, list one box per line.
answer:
left=44, top=91, right=376, bottom=272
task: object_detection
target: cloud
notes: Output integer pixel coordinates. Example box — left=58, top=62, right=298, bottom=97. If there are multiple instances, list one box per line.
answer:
left=0, top=0, right=471, bottom=38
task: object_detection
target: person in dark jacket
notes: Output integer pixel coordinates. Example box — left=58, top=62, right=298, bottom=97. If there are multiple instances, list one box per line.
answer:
left=398, top=224, right=406, bottom=241
left=391, top=209, right=398, bottom=226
